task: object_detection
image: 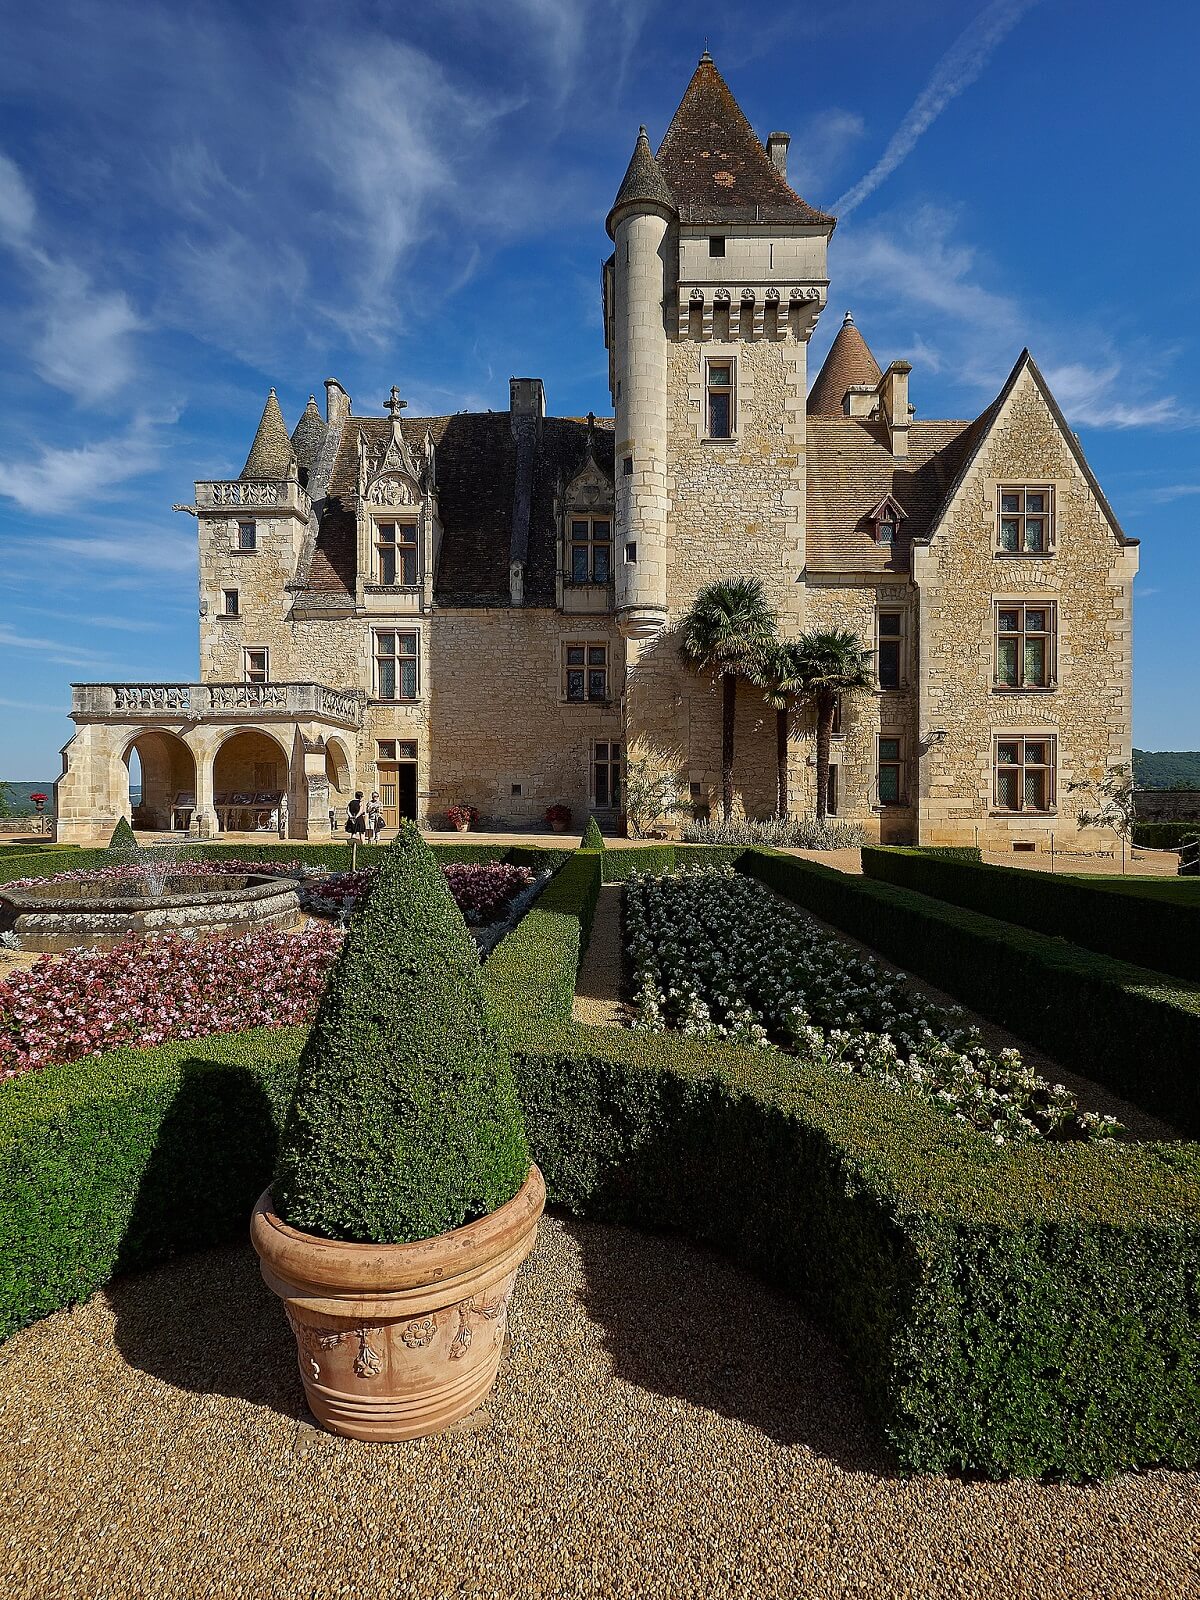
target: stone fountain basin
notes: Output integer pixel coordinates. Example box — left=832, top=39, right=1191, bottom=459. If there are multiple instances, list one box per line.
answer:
left=0, top=874, right=303, bottom=953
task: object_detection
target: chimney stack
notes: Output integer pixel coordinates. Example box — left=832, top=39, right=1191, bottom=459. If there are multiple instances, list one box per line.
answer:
left=509, top=377, right=546, bottom=418
left=767, top=131, right=790, bottom=179
left=878, top=361, right=913, bottom=458
left=324, top=377, right=351, bottom=427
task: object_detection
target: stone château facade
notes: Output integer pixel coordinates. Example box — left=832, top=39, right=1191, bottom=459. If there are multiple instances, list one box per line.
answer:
left=56, top=53, right=1137, bottom=849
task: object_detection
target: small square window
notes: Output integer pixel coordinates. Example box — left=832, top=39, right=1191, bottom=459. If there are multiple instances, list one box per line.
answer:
left=237, top=522, right=257, bottom=551
left=709, top=235, right=726, bottom=257
left=222, top=589, right=239, bottom=616
left=511, top=782, right=523, bottom=797
left=377, top=741, right=397, bottom=761
left=625, top=542, right=637, bottom=563
left=243, top=647, right=268, bottom=684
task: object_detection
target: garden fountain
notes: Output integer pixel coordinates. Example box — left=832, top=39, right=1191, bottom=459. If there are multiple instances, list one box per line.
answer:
left=0, top=839, right=303, bottom=953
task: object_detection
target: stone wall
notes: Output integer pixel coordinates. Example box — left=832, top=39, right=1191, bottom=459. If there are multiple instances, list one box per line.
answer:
left=1134, top=789, right=1200, bottom=823
left=912, top=363, right=1137, bottom=851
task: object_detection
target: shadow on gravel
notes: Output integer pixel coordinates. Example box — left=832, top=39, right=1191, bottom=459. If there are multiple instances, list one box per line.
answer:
left=565, top=1216, right=896, bottom=1477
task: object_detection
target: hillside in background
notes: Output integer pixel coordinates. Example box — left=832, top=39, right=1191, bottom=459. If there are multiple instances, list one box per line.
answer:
left=0, top=782, right=59, bottom=816
left=1133, top=750, right=1200, bottom=789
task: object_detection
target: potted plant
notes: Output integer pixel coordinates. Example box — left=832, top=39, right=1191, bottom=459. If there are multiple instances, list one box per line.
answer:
left=446, top=803, right=478, bottom=833
left=544, top=802, right=572, bottom=834
left=29, top=793, right=47, bottom=814
left=251, top=823, right=544, bottom=1441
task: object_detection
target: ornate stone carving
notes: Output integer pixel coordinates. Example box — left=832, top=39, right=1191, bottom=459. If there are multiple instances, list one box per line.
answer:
left=400, top=1316, right=438, bottom=1350
left=113, top=684, right=192, bottom=712
left=368, top=475, right=417, bottom=507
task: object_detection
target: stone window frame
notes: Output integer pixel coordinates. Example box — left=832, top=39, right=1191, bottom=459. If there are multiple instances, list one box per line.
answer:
left=993, top=733, right=1057, bottom=813
left=875, top=607, right=907, bottom=691
left=566, top=515, right=613, bottom=586
left=563, top=640, right=610, bottom=704
left=220, top=588, right=240, bottom=618
left=377, top=739, right=417, bottom=763
left=373, top=629, right=420, bottom=703
left=592, top=739, right=623, bottom=808
left=236, top=521, right=258, bottom=553
left=876, top=733, right=905, bottom=807
left=242, top=645, right=269, bottom=684
left=703, top=353, right=737, bottom=442
left=996, top=484, right=1056, bottom=556
left=372, top=515, right=419, bottom=587
left=993, top=599, right=1058, bottom=691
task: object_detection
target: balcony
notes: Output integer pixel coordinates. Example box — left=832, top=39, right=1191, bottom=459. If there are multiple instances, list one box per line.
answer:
left=70, top=682, right=365, bottom=728
left=186, top=478, right=312, bottom=522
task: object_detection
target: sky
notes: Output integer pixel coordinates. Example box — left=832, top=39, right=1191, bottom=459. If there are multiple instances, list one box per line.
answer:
left=0, top=0, right=1197, bottom=774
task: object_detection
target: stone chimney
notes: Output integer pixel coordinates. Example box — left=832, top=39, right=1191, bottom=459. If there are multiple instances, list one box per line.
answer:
left=766, top=132, right=790, bottom=179
left=509, top=377, right=546, bottom=418
left=324, top=377, right=351, bottom=427
left=878, top=360, right=912, bottom=458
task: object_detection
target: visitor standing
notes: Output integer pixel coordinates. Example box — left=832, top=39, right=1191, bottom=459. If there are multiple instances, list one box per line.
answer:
left=367, top=791, right=384, bottom=841
left=346, top=792, right=367, bottom=837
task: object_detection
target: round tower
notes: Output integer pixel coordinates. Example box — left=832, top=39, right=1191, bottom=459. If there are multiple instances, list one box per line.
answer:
left=606, top=127, right=675, bottom=644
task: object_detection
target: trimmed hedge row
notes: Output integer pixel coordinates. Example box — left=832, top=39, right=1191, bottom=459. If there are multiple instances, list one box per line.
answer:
left=860, top=845, right=1200, bottom=984
left=489, top=846, right=1200, bottom=1477
left=1133, top=821, right=1200, bottom=850
left=750, top=851, right=1200, bottom=1133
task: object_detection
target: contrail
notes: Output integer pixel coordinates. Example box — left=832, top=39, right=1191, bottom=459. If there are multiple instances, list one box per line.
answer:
left=833, top=0, right=1041, bottom=219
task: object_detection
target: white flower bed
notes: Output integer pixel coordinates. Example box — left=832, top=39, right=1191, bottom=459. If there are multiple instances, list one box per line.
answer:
left=624, top=867, right=1120, bottom=1144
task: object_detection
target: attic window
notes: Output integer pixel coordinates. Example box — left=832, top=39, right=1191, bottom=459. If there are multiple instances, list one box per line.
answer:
left=709, top=236, right=726, bottom=258
left=868, top=494, right=906, bottom=546
left=877, top=517, right=896, bottom=545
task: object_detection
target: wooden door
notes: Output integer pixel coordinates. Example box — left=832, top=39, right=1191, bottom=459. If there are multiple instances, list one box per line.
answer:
left=378, top=763, right=418, bottom=829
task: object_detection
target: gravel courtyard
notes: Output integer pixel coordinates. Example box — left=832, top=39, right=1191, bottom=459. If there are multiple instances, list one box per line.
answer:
left=3, top=1217, right=1198, bottom=1600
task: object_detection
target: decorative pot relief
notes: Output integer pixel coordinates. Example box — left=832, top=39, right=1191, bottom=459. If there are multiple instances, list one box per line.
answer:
left=448, top=1293, right=510, bottom=1361
left=353, top=1327, right=384, bottom=1379
left=400, top=1315, right=438, bottom=1350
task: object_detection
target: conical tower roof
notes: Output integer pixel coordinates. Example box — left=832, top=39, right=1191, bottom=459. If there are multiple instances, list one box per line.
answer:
left=290, top=394, right=328, bottom=475
left=241, top=388, right=296, bottom=479
left=606, top=125, right=676, bottom=238
left=655, top=52, right=834, bottom=227
left=807, top=313, right=883, bottom=417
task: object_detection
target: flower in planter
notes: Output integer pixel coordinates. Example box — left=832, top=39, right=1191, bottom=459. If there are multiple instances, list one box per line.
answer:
left=29, top=793, right=48, bottom=812
left=446, top=804, right=479, bottom=831
left=544, top=803, right=572, bottom=828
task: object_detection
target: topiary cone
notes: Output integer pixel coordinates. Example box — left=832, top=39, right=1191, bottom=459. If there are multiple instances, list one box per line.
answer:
left=255, top=821, right=543, bottom=1440
left=580, top=814, right=606, bottom=850
left=108, top=816, right=137, bottom=850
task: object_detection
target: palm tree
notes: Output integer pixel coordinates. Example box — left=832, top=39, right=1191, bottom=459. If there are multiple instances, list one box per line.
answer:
left=747, top=639, right=809, bottom=818
left=679, top=578, right=778, bottom=820
left=791, top=629, right=874, bottom=819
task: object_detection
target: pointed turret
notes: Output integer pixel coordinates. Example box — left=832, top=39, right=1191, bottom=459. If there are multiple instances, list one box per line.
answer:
left=808, top=313, right=883, bottom=417
left=606, top=125, right=676, bottom=239
left=241, top=388, right=296, bottom=480
left=290, top=395, right=327, bottom=478
left=656, top=52, right=834, bottom=226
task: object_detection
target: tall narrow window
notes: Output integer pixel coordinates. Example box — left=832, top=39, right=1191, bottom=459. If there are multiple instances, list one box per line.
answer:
left=375, top=521, right=418, bottom=584
left=706, top=360, right=734, bottom=439
left=995, top=602, right=1056, bottom=688
left=994, top=736, right=1056, bottom=811
left=877, top=611, right=903, bottom=690
left=237, top=521, right=257, bottom=551
left=568, top=518, right=612, bottom=583
left=998, top=486, right=1054, bottom=553
left=374, top=630, right=419, bottom=700
left=593, top=741, right=623, bottom=807
left=877, top=737, right=903, bottom=805
left=243, top=647, right=269, bottom=684
left=827, top=764, right=840, bottom=816
left=222, top=589, right=239, bottom=617
left=564, top=642, right=609, bottom=702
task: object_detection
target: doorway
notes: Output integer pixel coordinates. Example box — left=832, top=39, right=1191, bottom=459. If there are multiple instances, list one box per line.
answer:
left=378, top=741, right=418, bottom=829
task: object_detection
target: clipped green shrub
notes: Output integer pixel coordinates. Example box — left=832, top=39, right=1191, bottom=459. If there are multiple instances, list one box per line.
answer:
left=274, top=821, right=530, bottom=1244
left=861, top=845, right=1200, bottom=983
left=1132, top=821, right=1200, bottom=851
left=748, top=850, right=1200, bottom=1132
left=600, top=843, right=677, bottom=881
left=912, top=844, right=982, bottom=862
left=107, top=817, right=137, bottom=850
left=581, top=815, right=606, bottom=850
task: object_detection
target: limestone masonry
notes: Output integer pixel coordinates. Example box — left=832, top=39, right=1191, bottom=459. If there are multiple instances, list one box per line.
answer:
left=56, top=53, right=1137, bottom=849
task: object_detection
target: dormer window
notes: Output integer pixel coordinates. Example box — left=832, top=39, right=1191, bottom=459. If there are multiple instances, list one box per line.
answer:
left=568, top=518, right=612, bottom=584
left=867, top=492, right=906, bottom=545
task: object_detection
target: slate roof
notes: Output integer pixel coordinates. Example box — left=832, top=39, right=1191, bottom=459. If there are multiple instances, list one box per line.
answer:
left=654, top=54, right=834, bottom=228
left=241, top=389, right=295, bottom=480
left=290, top=396, right=328, bottom=478
left=805, top=418, right=979, bottom=573
left=607, top=126, right=675, bottom=237
left=808, top=313, right=883, bottom=417
left=301, top=413, right=615, bottom=606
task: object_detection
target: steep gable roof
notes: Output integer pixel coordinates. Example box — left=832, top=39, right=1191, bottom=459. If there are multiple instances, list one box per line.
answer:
left=655, top=53, right=834, bottom=228
left=920, top=349, right=1135, bottom=549
left=808, top=312, right=883, bottom=417
left=240, top=388, right=295, bottom=480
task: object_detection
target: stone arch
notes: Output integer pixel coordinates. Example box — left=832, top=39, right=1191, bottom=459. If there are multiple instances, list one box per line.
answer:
left=121, top=730, right=198, bottom=833
left=212, top=727, right=292, bottom=834
left=324, top=736, right=353, bottom=804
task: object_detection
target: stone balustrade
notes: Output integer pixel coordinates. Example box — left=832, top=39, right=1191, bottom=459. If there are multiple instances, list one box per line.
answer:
left=70, top=682, right=365, bottom=727
left=193, top=478, right=312, bottom=519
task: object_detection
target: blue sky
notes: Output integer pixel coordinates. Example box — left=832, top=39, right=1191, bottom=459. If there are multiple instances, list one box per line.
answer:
left=1, top=0, right=1197, bottom=774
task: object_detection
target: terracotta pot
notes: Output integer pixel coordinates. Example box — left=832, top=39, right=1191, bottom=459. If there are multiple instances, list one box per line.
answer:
left=251, top=1165, right=545, bottom=1441
left=549, top=820, right=567, bottom=833
left=453, top=820, right=470, bottom=832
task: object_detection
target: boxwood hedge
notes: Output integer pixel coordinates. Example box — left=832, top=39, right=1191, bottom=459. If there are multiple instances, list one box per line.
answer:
left=1132, top=821, right=1200, bottom=851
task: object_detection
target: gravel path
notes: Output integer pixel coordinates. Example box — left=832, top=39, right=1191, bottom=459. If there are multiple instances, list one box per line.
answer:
left=2, top=1218, right=1197, bottom=1600
left=571, top=883, right=627, bottom=1027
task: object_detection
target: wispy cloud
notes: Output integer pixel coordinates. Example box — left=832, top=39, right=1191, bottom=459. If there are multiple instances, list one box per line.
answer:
left=0, top=624, right=112, bottom=670
left=0, top=413, right=171, bottom=514
left=0, top=151, right=144, bottom=401
left=1143, top=483, right=1200, bottom=504
left=12, top=604, right=170, bottom=633
left=834, top=0, right=1041, bottom=218
left=789, top=109, right=866, bottom=199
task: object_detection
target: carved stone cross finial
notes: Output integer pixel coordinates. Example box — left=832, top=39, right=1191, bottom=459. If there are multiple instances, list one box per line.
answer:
left=386, top=385, right=408, bottom=419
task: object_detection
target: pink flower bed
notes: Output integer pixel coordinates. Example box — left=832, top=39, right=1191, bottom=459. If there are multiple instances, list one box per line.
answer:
left=0, top=924, right=343, bottom=1082
left=442, top=863, right=535, bottom=923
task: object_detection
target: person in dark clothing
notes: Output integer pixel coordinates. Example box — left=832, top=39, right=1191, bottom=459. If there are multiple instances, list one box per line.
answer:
left=346, top=792, right=367, bottom=836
